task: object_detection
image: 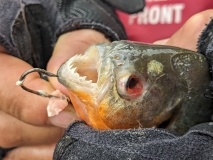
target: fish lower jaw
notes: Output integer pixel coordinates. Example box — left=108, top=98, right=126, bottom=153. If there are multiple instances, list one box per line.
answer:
left=68, top=75, right=97, bottom=89
left=58, top=54, right=98, bottom=92
left=65, top=81, right=97, bottom=96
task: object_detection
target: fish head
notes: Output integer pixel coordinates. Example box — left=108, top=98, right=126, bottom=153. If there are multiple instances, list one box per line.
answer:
left=57, top=41, right=212, bottom=132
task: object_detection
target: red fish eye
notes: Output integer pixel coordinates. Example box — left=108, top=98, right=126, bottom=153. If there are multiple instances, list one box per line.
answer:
left=117, top=73, right=144, bottom=99
left=126, top=75, right=143, bottom=98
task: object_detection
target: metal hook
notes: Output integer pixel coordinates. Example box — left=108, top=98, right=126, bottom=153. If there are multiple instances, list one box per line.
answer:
left=16, top=68, right=71, bottom=103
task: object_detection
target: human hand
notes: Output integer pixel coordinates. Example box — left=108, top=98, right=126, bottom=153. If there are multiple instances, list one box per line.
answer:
left=3, top=143, right=56, bottom=160
left=154, top=9, right=213, bottom=52
left=0, top=50, right=64, bottom=159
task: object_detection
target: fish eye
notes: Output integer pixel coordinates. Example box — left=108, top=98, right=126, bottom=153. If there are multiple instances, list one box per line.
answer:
left=117, top=74, right=143, bottom=99
left=127, top=76, right=139, bottom=89
left=126, top=75, right=143, bottom=96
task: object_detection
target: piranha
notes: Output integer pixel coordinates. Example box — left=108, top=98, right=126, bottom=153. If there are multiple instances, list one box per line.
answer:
left=57, top=40, right=213, bottom=134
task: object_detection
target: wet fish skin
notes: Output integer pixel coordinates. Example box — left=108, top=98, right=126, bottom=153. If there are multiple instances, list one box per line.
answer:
left=58, top=41, right=213, bottom=134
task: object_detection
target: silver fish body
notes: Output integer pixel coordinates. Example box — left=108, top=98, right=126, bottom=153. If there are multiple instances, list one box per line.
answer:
left=58, top=41, right=213, bottom=134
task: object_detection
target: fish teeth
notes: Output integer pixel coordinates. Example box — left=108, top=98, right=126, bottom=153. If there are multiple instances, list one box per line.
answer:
left=70, top=67, right=77, bottom=74
left=69, top=54, right=79, bottom=62
left=81, top=55, right=88, bottom=61
left=74, top=54, right=83, bottom=61
left=91, top=82, right=96, bottom=85
left=74, top=72, right=80, bottom=78
left=87, top=80, right=92, bottom=84
left=63, top=54, right=97, bottom=87
left=84, top=80, right=92, bottom=85
left=69, top=65, right=75, bottom=71
left=80, top=76, right=87, bottom=81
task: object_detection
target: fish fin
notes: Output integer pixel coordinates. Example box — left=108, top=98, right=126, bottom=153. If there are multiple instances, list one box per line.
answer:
left=171, top=52, right=207, bottom=77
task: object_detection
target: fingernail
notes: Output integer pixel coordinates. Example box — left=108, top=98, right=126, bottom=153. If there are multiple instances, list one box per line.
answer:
left=48, top=110, right=81, bottom=128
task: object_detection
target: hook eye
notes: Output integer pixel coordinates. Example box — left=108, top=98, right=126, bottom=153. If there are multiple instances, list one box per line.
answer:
left=16, top=68, right=70, bottom=103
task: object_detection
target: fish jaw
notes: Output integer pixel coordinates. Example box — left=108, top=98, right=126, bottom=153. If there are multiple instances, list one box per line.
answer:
left=57, top=51, right=98, bottom=95
left=57, top=44, right=113, bottom=129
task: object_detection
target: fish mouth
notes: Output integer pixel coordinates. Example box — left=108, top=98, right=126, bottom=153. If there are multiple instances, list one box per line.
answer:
left=57, top=46, right=101, bottom=94
left=57, top=45, right=113, bottom=126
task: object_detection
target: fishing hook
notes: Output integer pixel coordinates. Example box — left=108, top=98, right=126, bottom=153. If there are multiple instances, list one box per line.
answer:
left=16, top=68, right=71, bottom=103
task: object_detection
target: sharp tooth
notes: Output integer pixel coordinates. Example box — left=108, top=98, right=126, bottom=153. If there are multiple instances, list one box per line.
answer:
left=69, top=65, right=73, bottom=69
left=91, top=83, right=96, bottom=88
left=80, top=76, right=87, bottom=81
left=87, top=80, right=92, bottom=84
left=75, top=72, right=80, bottom=77
left=70, top=55, right=78, bottom=61
left=86, top=80, right=94, bottom=85
left=70, top=67, right=77, bottom=74
left=75, top=54, right=82, bottom=60
left=73, top=67, right=77, bottom=73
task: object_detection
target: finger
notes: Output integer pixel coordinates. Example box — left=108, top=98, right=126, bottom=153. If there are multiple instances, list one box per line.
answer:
left=153, top=38, right=169, bottom=45
left=3, top=144, right=55, bottom=160
left=166, top=9, right=213, bottom=51
left=49, top=104, right=81, bottom=128
left=0, top=111, right=63, bottom=148
left=0, top=53, right=55, bottom=125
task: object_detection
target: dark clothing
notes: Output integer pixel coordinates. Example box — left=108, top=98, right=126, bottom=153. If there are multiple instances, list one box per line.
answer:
left=0, top=0, right=62, bottom=68
left=0, top=147, right=13, bottom=159
left=0, top=0, right=131, bottom=68
left=54, top=121, right=213, bottom=160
